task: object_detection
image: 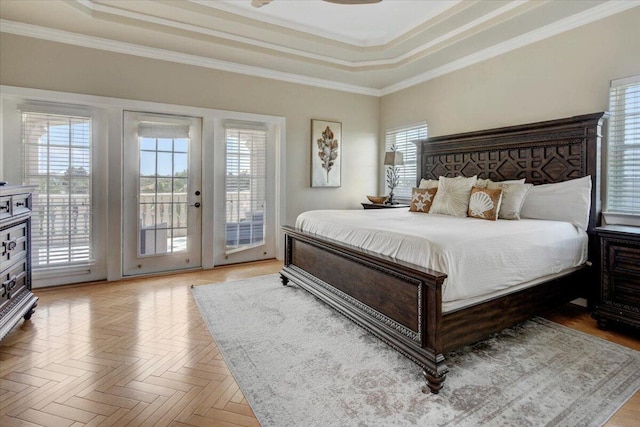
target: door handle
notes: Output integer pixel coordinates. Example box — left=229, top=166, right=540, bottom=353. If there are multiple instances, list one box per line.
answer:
left=190, top=202, right=201, bottom=208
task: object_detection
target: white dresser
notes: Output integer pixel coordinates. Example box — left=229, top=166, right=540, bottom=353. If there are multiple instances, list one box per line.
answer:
left=0, top=185, right=38, bottom=341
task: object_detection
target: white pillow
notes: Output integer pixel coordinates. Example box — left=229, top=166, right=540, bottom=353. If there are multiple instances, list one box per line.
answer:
left=520, top=176, right=592, bottom=230
left=430, top=175, right=477, bottom=217
left=487, top=181, right=532, bottom=220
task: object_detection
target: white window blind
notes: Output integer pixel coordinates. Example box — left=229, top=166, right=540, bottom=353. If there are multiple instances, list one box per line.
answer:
left=606, top=75, right=640, bottom=215
left=21, top=111, right=93, bottom=268
left=225, top=126, right=267, bottom=251
left=384, top=122, right=428, bottom=200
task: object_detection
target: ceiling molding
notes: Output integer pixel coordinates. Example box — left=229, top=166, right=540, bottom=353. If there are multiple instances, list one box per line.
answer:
left=188, top=0, right=463, bottom=48
left=0, top=19, right=381, bottom=97
left=381, top=0, right=640, bottom=95
left=71, top=0, right=532, bottom=70
left=1, top=1, right=638, bottom=97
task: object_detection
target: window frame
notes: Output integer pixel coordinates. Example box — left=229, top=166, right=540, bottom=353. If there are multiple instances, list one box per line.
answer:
left=603, top=74, right=640, bottom=226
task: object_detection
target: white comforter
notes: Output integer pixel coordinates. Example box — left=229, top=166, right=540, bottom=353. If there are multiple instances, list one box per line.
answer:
left=296, top=209, right=588, bottom=306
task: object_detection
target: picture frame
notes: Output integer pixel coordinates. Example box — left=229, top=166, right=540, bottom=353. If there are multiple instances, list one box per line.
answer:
left=311, top=119, right=342, bottom=187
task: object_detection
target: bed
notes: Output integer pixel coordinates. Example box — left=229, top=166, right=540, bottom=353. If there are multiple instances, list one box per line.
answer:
left=280, top=112, right=607, bottom=393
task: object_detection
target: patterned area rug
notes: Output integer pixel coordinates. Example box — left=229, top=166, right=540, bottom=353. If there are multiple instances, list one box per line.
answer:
left=192, top=274, right=640, bottom=427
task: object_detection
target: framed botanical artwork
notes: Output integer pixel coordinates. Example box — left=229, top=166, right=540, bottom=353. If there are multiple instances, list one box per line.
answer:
left=311, top=119, right=342, bottom=187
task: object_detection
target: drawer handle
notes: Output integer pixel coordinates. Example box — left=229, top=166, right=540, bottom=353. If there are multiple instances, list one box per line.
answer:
left=1, top=276, right=16, bottom=298
left=2, top=239, right=17, bottom=256
left=0, top=201, right=9, bottom=213
left=15, top=202, right=26, bottom=207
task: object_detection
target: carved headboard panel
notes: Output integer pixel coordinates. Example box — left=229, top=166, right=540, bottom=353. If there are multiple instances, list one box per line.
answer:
left=416, top=112, right=608, bottom=234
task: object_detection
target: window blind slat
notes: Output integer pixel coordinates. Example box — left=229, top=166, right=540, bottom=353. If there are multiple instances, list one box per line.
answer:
left=606, top=77, right=640, bottom=215
left=384, top=123, right=427, bottom=200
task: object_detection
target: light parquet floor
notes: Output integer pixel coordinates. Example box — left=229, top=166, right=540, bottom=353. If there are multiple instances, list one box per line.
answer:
left=0, top=259, right=638, bottom=426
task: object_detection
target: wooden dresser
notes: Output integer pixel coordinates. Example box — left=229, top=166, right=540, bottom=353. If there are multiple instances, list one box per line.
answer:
left=593, top=225, right=640, bottom=330
left=0, top=185, right=38, bottom=341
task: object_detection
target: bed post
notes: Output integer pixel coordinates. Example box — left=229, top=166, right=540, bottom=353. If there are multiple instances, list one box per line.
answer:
left=422, top=270, right=448, bottom=394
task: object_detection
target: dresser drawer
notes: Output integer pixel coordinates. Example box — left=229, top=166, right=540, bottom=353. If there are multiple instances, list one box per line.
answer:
left=11, top=193, right=32, bottom=217
left=608, top=243, right=640, bottom=276
left=608, top=274, right=640, bottom=308
left=1, top=261, right=27, bottom=305
left=1, top=221, right=28, bottom=266
left=0, top=196, right=10, bottom=221
left=0, top=193, right=32, bottom=221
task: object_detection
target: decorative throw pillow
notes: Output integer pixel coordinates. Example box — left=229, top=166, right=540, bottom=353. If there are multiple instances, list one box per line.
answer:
left=409, top=188, right=438, bottom=213
left=467, top=187, right=503, bottom=220
left=418, top=178, right=439, bottom=189
left=430, top=175, right=477, bottom=217
left=475, top=178, right=491, bottom=189
left=476, top=178, right=525, bottom=189
left=487, top=182, right=532, bottom=220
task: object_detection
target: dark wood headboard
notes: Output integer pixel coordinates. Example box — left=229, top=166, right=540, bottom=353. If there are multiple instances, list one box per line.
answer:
left=416, top=112, right=608, bottom=236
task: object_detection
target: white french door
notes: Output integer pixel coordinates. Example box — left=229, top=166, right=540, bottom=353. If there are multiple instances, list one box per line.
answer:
left=213, top=122, right=276, bottom=265
left=122, top=111, right=202, bottom=276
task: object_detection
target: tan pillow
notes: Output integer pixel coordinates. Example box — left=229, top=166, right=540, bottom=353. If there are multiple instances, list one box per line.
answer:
left=418, top=178, right=439, bottom=189
left=468, top=187, right=503, bottom=221
left=487, top=182, right=532, bottom=220
left=409, top=188, right=437, bottom=213
left=476, top=178, right=525, bottom=189
left=430, top=175, right=477, bottom=217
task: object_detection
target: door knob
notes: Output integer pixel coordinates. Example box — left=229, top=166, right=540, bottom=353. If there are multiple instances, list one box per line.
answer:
left=190, top=202, right=201, bottom=208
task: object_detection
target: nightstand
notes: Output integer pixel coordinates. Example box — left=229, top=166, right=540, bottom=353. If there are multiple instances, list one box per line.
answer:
left=361, top=203, right=410, bottom=210
left=593, top=225, right=640, bottom=330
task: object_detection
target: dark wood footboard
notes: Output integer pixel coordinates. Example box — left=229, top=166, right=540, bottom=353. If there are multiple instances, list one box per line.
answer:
left=281, top=226, right=588, bottom=393
left=281, top=225, right=450, bottom=393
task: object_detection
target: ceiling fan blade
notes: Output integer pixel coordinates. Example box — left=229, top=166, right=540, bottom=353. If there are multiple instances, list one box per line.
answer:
left=251, top=0, right=272, bottom=8
left=252, top=0, right=381, bottom=8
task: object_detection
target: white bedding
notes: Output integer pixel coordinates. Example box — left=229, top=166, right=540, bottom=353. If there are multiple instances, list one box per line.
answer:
left=296, top=209, right=588, bottom=308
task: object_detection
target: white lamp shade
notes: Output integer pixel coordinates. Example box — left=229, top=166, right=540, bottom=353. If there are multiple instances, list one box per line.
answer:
left=384, top=151, right=404, bottom=166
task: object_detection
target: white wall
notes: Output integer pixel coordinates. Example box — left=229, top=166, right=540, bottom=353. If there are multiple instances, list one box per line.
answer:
left=380, top=8, right=640, bottom=138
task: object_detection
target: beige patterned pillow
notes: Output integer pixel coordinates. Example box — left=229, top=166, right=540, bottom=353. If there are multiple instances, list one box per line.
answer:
left=468, top=187, right=503, bottom=221
left=409, top=188, right=437, bottom=213
left=418, top=178, right=439, bottom=189
left=487, top=182, right=532, bottom=220
left=430, top=175, right=477, bottom=217
left=476, top=178, right=525, bottom=189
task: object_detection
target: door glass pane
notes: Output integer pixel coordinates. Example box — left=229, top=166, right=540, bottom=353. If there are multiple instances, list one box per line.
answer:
left=225, top=128, right=266, bottom=250
left=138, top=131, right=189, bottom=256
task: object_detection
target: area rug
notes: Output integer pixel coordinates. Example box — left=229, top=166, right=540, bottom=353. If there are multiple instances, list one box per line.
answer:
left=192, top=274, right=640, bottom=427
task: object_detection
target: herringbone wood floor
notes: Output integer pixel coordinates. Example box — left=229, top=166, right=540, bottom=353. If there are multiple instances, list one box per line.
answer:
left=1, top=259, right=638, bottom=426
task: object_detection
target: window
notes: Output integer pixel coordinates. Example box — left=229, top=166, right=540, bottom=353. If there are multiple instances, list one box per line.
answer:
left=21, top=110, right=93, bottom=268
left=606, top=75, right=640, bottom=216
left=225, top=125, right=267, bottom=251
left=384, top=122, right=428, bottom=200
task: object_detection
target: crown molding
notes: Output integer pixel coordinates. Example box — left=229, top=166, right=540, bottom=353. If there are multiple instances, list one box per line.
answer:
left=380, top=1, right=640, bottom=95
left=0, top=20, right=381, bottom=97
left=1, top=1, right=637, bottom=97
left=71, top=0, right=527, bottom=70
left=187, top=0, right=463, bottom=48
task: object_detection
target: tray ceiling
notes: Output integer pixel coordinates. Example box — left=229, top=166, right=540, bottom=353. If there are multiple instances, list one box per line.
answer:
left=0, top=0, right=637, bottom=96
